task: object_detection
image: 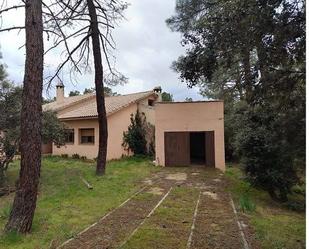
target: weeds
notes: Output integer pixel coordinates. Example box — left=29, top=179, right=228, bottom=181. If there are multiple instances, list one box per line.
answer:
left=0, top=204, right=11, bottom=220
left=61, top=154, right=68, bottom=158
left=226, top=165, right=305, bottom=249
left=239, top=193, right=256, bottom=212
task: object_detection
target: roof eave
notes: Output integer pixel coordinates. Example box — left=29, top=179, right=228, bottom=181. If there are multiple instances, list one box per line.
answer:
left=58, top=92, right=157, bottom=121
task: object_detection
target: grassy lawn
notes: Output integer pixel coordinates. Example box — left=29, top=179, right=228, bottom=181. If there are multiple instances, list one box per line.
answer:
left=0, top=156, right=159, bottom=249
left=226, top=164, right=305, bottom=249
left=122, top=187, right=199, bottom=249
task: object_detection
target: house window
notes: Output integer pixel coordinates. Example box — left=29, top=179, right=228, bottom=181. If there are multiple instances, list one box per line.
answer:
left=64, top=129, right=74, bottom=144
left=148, top=99, right=154, bottom=106
left=80, top=128, right=95, bottom=144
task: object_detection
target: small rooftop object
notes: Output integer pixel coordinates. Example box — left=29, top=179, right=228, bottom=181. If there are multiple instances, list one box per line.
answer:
left=153, top=86, right=162, bottom=93
left=56, top=81, right=64, bottom=88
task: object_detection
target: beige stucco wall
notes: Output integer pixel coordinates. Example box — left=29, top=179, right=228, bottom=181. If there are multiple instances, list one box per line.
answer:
left=155, top=101, right=225, bottom=171
left=107, top=103, right=137, bottom=159
left=53, top=103, right=137, bottom=160
left=137, top=96, right=156, bottom=125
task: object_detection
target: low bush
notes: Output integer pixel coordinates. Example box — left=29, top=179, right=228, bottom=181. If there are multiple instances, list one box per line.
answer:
left=122, top=111, right=155, bottom=157
left=72, top=153, right=80, bottom=159
left=284, top=200, right=305, bottom=212
left=61, top=154, right=68, bottom=158
left=292, top=184, right=305, bottom=197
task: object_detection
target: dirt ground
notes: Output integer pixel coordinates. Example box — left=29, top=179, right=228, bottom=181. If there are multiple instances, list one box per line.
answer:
left=58, top=166, right=258, bottom=249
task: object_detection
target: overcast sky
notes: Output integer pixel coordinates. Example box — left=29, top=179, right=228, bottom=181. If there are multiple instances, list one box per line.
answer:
left=0, top=0, right=202, bottom=101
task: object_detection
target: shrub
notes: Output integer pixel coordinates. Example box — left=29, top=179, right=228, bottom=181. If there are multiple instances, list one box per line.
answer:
left=61, top=154, right=68, bottom=158
left=72, top=153, right=80, bottom=159
left=122, top=111, right=148, bottom=155
left=284, top=201, right=305, bottom=212
left=80, top=156, right=87, bottom=161
left=234, top=104, right=299, bottom=202
left=42, top=111, right=66, bottom=145
left=292, top=184, right=305, bottom=197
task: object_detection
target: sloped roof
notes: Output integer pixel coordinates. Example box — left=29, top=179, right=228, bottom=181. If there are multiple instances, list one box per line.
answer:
left=43, top=92, right=95, bottom=112
left=43, top=91, right=155, bottom=120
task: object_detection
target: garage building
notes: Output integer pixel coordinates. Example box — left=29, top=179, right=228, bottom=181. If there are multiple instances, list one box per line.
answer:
left=155, top=101, right=225, bottom=171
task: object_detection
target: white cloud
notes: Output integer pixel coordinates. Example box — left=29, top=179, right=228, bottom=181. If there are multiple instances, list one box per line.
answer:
left=0, top=0, right=203, bottom=101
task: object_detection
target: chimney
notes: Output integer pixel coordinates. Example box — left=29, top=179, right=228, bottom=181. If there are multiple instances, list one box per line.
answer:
left=153, top=86, right=162, bottom=102
left=56, top=81, right=64, bottom=102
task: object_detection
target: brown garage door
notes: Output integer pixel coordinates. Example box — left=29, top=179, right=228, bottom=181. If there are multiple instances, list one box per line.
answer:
left=165, top=132, right=190, bottom=166
left=205, top=131, right=215, bottom=167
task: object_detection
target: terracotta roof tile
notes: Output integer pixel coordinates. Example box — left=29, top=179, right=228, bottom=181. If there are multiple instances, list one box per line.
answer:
left=43, top=93, right=95, bottom=112
left=43, top=91, right=155, bottom=120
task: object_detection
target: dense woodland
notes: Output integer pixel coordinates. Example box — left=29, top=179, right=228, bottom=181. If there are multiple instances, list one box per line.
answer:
left=167, top=0, right=305, bottom=202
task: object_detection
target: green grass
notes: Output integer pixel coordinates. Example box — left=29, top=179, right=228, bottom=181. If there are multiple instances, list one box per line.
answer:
left=239, top=194, right=256, bottom=212
left=122, top=187, right=199, bottom=249
left=0, top=156, right=159, bottom=249
left=226, top=164, right=305, bottom=249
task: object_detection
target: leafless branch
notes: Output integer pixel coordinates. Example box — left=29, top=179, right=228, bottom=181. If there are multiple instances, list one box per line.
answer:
left=44, top=26, right=89, bottom=54
left=0, top=0, right=128, bottom=87
left=0, top=26, right=24, bottom=32
left=47, top=34, right=90, bottom=86
left=0, top=4, right=24, bottom=15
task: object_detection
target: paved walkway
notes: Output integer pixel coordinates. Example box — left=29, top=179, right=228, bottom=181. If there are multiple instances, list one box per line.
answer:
left=59, top=166, right=255, bottom=249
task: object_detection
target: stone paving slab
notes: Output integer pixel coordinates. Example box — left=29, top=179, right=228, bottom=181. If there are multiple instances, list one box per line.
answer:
left=60, top=179, right=173, bottom=249
left=58, top=166, right=254, bottom=249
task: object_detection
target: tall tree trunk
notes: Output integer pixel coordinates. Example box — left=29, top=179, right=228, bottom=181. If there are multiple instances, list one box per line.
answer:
left=5, top=0, right=43, bottom=233
left=87, top=0, right=108, bottom=175
left=0, top=165, right=6, bottom=189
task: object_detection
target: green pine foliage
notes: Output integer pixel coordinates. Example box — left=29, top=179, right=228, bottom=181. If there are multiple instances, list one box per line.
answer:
left=167, top=0, right=305, bottom=201
left=161, top=92, right=173, bottom=102
left=0, top=62, right=66, bottom=186
left=122, top=111, right=150, bottom=156
left=42, top=111, right=66, bottom=145
left=234, top=104, right=299, bottom=201
left=68, top=90, right=81, bottom=96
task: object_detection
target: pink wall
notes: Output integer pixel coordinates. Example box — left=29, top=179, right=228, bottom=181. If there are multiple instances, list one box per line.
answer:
left=137, top=96, right=156, bottom=125
left=52, top=103, right=138, bottom=160
left=155, top=101, right=225, bottom=171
